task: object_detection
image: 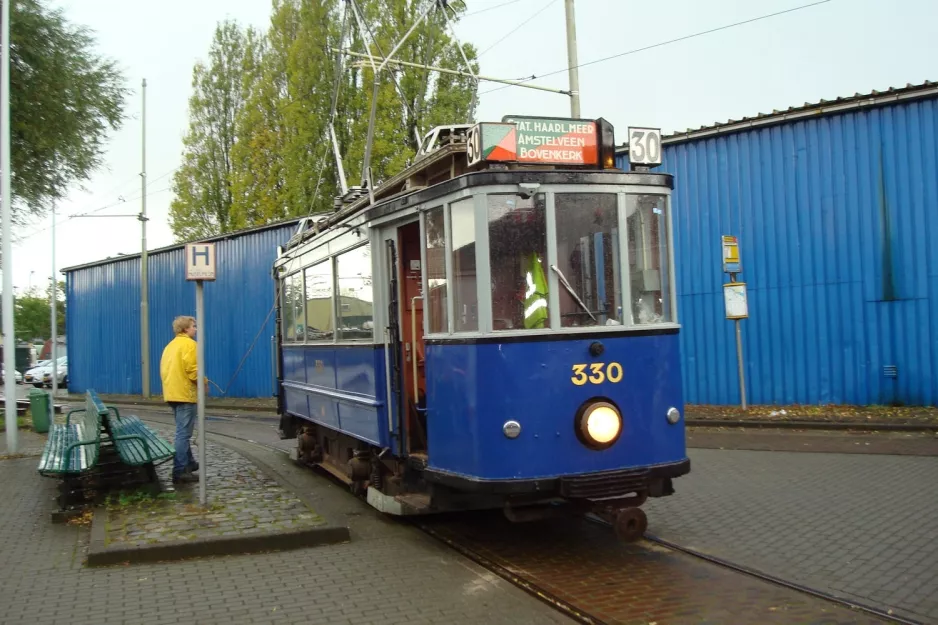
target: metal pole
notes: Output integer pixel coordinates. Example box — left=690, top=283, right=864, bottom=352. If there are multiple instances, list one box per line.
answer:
left=50, top=208, right=57, bottom=412
left=2, top=0, right=17, bottom=453
left=196, top=280, right=206, bottom=505
left=734, top=288, right=747, bottom=410
left=140, top=78, right=150, bottom=398
left=564, top=0, right=581, bottom=118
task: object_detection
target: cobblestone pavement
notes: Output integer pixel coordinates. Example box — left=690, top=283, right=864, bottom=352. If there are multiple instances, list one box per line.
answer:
left=0, top=442, right=573, bottom=624
left=646, top=448, right=938, bottom=623
left=104, top=426, right=326, bottom=547
left=135, top=411, right=924, bottom=624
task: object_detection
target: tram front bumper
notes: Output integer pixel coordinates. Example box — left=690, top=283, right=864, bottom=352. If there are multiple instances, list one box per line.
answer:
left=423, top=458, right=690, bottom=499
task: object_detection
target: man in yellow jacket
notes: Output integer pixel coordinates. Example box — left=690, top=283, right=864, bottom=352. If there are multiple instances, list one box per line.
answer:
left=160, top=315, right=206, bottom=484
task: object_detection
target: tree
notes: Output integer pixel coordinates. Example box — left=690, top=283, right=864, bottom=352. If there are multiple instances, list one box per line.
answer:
left=169, top=20, right=256, bottom=241
left=172, top=0, right=479, bottom=241
left=11, top=281, right=64, bottom=342
left=2, top=0, right=127, bottom=224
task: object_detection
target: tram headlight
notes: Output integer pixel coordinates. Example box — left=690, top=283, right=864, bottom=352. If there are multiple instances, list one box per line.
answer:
left=575, top=400, right=622, bottom=450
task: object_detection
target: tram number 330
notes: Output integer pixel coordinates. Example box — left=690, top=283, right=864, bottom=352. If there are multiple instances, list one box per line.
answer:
left=571, top=362, right=624, bottom=385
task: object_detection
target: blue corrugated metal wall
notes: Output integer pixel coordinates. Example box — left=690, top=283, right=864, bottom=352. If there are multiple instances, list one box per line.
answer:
left=65, top=223, right=297, bottom=398
left=618, top=95, right=938, bottom=406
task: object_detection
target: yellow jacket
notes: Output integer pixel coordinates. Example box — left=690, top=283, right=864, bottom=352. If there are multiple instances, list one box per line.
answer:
left=160, top=334, right=199, bottom=403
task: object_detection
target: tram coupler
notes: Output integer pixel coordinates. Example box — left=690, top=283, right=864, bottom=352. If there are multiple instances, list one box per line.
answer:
left=613, top=507, right=648, bottom=542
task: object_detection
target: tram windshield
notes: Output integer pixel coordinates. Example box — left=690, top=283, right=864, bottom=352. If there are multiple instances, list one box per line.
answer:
left=450, top=189, right=673, bottom=334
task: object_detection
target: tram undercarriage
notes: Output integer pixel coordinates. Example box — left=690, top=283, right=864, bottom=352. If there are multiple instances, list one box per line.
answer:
left=286, top=417, right=671, bottom=542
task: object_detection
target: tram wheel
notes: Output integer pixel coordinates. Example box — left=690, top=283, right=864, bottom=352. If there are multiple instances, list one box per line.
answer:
left=614, top=507, right=647, bottom=543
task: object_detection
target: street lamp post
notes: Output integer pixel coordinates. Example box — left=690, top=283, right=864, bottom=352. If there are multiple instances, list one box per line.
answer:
left=2, top=0, right=17, bottom=453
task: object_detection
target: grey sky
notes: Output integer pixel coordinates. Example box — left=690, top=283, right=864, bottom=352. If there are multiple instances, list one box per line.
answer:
left=10, top=0, right=935, bottom=292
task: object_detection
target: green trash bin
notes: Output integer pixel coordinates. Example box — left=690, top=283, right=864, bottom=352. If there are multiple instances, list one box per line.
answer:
left=29, top=390, right=50, bottom=434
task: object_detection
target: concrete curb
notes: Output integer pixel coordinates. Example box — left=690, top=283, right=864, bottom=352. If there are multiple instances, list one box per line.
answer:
left=67, top=395, right=277, bottom=413
left=100, top=401, right=279, bottom=421
left=686, top=419, right=938, bottom=432
left=87, top=506, right=349, bottom=567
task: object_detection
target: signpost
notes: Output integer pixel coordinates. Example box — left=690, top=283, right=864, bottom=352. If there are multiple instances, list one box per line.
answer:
left=185, top=242, right=216, bottom=505
left=722, top=235, right=748, bottom=410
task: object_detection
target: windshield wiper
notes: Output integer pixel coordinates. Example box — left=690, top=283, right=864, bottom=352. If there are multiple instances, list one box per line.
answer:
left=550, top=264, right=596, bottom=322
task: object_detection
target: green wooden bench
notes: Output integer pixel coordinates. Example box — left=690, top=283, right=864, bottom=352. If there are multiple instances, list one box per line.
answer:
left=37, top=391, right=107, bottom=476
left=105, top=405, right=175, bottom=466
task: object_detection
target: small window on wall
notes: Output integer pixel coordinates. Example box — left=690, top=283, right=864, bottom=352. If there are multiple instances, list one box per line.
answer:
left=281, top=274, right=297, bottom=342
left=555, top=193, right=620, bottom=327
left=425, top=206, right=447, bottom=333
left=304, top=260, right=334, bottom=341
left=626, top=194, right=672, bottom=325
left=336, top=244, right=374, bottom=340
left=488, top=193, right=548, bottom=331
left=450, top=198, right=478, bottom=332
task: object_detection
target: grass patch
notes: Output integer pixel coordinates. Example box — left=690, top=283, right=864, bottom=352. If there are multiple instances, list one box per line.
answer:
left=0, top=416, right=31, bottom=432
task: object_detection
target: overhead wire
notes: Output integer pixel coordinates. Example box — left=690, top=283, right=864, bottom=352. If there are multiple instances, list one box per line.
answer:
left=478, top=0, right=558, bottom=57
left=462, top=0, right=526, bottom=18
left=16, top=185, right=173, bottom=242
left=478, top=0, right=833, bottom=95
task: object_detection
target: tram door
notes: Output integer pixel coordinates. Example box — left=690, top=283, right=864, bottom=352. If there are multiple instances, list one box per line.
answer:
left=385, top=220, right=427, bottom=457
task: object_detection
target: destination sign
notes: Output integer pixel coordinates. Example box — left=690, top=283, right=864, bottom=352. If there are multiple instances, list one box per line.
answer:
left=504, top=116, right=598, bottom=165
left=466, top=116, right=602, bottom=168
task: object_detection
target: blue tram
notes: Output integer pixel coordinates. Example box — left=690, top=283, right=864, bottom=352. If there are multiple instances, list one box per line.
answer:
left=274, top=116, right=688, bottom=541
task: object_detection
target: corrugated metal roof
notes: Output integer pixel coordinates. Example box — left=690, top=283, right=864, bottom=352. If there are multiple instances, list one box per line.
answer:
left=616, top=80, right=938, bottom=151
left=60, top=217, right=304, bottom=273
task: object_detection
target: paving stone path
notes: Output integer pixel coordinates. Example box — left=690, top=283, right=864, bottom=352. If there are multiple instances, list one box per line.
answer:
left=103, top=425, right=327, bottom=547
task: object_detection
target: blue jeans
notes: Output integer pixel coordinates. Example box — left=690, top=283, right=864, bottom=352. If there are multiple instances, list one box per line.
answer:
left=171, top=402, right=197, bottom=476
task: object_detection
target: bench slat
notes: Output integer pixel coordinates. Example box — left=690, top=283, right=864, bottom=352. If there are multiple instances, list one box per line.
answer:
left=37, top=390, right=106, bottom=475
left=110, top=416, right=174, bottom=466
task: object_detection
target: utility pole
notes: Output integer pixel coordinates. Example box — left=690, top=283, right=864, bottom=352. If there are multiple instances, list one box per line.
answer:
left=50, top=207, right=57, bottom=409
left=564, top=0, right=581, bottom=118
left=2, top=0, right=17, bottom=453
left=140, top=78, right=150, bottom=398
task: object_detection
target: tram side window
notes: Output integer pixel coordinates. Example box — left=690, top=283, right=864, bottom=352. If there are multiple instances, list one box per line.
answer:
left=488, top=193, right=548, bottom=331
left=425, top=206, right=447, bottom=333
left=555, top=193, right=620, bottom=327
left=293, top=271, right=306, bottom=341
left=281, top=274, right=297, bottom=342
left=626, top=194, right=672, bottom=324
left=305, top=260, right=334, bottom=341
left=336, top=244, right=374, bottom=340
left=450, top=197, right=478, bottom=332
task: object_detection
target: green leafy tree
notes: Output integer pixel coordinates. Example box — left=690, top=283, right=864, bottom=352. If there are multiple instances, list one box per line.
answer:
left=2, top=0, right=127, bottom=224
left=169, top=20, right=257, bottom=241
left=225, top=0, right=478, bottom=232
left=11, top=281, right=65, bottom=341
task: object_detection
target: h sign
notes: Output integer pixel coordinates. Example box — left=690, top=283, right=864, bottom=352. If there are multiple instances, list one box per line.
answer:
left=185, top=242, right=217, bottom=281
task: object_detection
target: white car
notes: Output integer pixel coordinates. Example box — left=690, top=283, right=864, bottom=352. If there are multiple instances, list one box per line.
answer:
left=42, top=356, right=68, bottom=388
left=0, top=369, right=22, bottom=384
left=24, top=360, right=51, bottom=387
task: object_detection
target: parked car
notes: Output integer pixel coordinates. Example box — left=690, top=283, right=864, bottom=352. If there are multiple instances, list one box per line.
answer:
left=24, top=360, right=51, bottom=387
left=42, top=356, right=67, bottom=389
left=0, top=369, right=23, bottom=384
